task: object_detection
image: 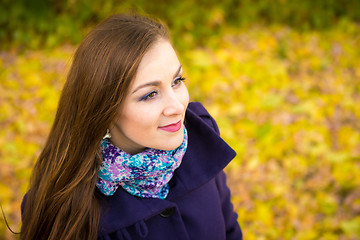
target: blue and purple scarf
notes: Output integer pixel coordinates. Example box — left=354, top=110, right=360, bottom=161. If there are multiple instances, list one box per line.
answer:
left=96, top=128, right=188, bottom=199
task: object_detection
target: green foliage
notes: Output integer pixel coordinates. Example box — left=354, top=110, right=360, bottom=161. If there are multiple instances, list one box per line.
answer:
left=1, top=1, right=360, bottom=239
left=1, top=0, right=360, bottom=50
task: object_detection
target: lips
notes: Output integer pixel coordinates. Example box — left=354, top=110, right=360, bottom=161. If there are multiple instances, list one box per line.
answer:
left=159, top=120, right=182, bottom=132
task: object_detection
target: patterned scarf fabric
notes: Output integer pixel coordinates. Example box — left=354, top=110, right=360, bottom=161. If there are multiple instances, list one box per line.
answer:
left=96, top=128, right=188, bottom=199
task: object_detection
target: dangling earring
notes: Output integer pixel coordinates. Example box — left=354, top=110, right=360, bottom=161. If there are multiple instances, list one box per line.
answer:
left=103, top=129, right=112, bottom=139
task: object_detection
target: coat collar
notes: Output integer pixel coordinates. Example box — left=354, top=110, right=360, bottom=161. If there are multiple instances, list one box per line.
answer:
left=98, top=102, right=236, bottom=237
left=166, top=103, right=236, bottom=199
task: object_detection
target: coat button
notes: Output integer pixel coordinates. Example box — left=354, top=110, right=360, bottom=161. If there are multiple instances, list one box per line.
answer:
left=159, top=207, right=175, bottom=218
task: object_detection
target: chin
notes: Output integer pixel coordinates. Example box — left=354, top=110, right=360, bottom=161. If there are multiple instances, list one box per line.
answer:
left=157, top=132, right=184, bottom=151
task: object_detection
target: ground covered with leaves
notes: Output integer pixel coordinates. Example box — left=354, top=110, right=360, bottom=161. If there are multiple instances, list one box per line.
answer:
left=1, top=19, right=360, bottom=240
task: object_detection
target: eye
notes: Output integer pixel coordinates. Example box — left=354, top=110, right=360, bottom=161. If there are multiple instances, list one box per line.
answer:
left=139, top=90, right=158, bottom=101
left=172, top=76, right=186, bottom=87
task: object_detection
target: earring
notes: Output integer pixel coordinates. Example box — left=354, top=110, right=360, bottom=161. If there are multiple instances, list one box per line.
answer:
left=103, top=129, right=112, bottom=139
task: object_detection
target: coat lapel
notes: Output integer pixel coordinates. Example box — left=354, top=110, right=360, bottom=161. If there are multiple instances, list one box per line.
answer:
left=167, top=104, right=236, bottom=200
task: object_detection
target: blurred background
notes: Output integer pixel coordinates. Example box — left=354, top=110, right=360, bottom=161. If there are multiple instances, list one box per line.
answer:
left=1, top=0, right=360, bottom=239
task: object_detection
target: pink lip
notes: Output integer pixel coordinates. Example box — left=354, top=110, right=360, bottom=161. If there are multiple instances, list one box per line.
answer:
left=159, top=120, right=182, bottom=132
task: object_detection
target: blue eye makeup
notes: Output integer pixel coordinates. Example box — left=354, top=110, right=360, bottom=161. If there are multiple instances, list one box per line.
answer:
left=172, top=76, right=186, bottom=87
left=138, top=74, right=185, bottom=102
left=139, top=90, right=158, bottom=101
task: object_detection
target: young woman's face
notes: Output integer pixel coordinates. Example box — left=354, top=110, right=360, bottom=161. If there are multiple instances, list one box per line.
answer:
left=110, top=39, right=189, bottom=154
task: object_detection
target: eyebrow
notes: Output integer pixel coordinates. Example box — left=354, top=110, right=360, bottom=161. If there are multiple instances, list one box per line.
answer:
left=131, top=65, right=182, bottom=94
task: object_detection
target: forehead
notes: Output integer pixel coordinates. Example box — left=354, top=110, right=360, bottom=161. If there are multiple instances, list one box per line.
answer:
left=131, top=39, right=180, bottom=85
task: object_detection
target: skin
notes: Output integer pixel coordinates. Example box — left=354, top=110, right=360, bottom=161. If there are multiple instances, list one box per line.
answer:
left=110, top=39, right=189, bottom=154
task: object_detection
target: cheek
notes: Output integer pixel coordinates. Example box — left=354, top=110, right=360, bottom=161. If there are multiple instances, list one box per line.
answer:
left=120, top=105, right=159, bottom=130
left=180, top=86, right=190, bottom=106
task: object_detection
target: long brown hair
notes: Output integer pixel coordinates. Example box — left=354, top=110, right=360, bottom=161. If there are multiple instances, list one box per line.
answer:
left=21, top=14, right=169, bottom=240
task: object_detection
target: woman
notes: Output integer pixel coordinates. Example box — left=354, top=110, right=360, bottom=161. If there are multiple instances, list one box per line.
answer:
left=21, top=13, right=242, bottom=240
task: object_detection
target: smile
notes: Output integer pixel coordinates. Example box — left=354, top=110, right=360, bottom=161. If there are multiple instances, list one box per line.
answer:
left=159, top=120, right=182, bottom=132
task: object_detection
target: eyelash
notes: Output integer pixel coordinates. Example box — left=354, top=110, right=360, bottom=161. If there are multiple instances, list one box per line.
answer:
left=139, top=76, right=186, bottom=101
left=140, top=90, right=158, bottom=101
left=172, top=76, right=186, bottom=87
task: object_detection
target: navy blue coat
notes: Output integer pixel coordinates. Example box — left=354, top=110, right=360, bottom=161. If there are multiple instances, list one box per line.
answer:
left=97, top=102, right=242, bottom=240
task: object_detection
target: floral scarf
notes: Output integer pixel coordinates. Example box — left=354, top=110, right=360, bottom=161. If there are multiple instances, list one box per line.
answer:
left=96, top=128, right=188, bottom=199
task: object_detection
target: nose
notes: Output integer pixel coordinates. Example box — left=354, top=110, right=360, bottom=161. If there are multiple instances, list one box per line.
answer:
left=162, top=90, right=185, bottom=116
